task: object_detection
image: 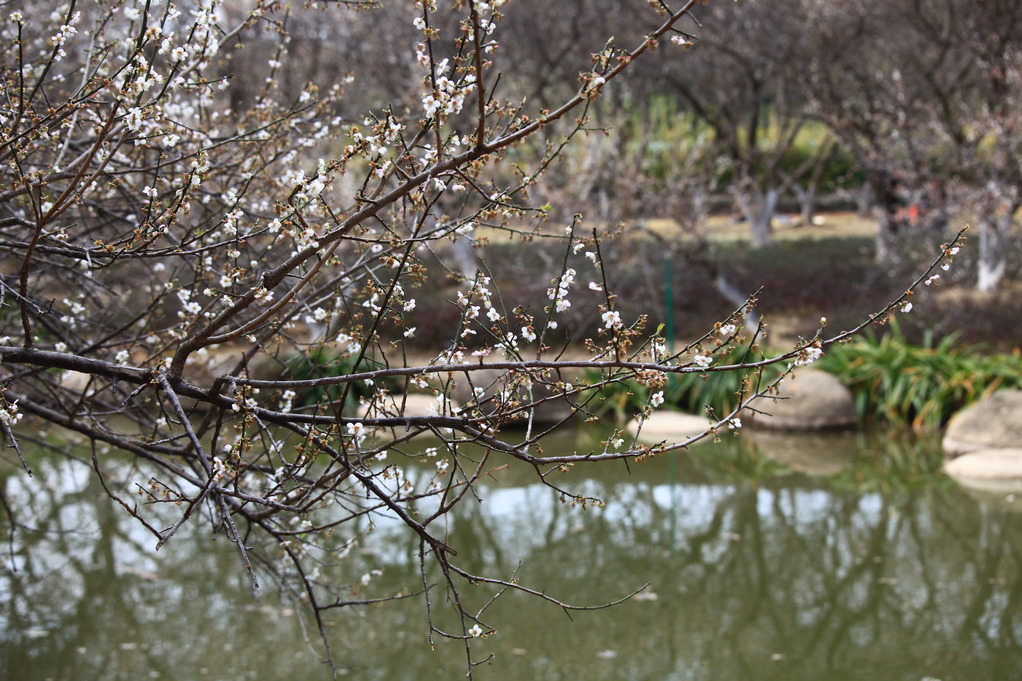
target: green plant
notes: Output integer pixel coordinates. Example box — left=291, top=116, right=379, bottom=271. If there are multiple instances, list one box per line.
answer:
left=585, top=345, right=778, bottom=421
left=286, top=347, right=376, bottom=414
left=819, top=321, right=1022, bottom=428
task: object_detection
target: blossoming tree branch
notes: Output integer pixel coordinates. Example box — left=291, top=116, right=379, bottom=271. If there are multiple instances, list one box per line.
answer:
left=0, top=0, right=964, bottom=676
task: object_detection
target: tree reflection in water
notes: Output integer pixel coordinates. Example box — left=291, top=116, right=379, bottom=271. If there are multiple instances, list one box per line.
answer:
left=2, top=429, right=1020, bottom=680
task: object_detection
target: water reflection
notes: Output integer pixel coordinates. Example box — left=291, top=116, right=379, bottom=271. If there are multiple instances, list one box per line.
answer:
left=2, top=429, right=1021, bottom=680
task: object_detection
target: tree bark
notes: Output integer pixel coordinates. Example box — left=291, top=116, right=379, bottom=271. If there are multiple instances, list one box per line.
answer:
left=977, top=215, right=1008, bottom=293
left=733, top=183, right=779, bottom=249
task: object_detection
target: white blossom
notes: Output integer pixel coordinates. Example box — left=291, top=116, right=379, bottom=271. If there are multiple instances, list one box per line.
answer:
left=692, top=352, right=713, bottom=368
left=347, top=422, right=367, bottom=442
left=794, top=346, right=823, bottom=367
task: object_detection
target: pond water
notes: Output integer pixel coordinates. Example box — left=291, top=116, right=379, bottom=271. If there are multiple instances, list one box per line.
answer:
left=2, top=428, right=1021, bottom=681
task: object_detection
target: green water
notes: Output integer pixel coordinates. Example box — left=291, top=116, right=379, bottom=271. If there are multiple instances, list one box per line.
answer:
left=2, top=429, right=1021, bottom=681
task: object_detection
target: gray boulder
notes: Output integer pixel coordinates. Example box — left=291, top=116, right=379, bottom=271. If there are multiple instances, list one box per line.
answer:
left=943, top=390, right=1022, bottom=457
left=944, top=448, right=1022, bottom=495
left=627, top=411, right=712, bottom=446
left=750, top=369, right=856, bottom=430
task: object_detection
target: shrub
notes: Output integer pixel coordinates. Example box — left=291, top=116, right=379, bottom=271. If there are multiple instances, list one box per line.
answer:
left=819, top=321, right=1022, bottom=428
left=586, top=344, right=777, bottom=421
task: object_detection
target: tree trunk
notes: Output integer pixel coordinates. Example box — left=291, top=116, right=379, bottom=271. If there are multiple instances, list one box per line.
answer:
left=977, top=215, right=1008, bottom=292
left=793, top=183, right=817, bottom=226
left=873, top=213, right=899, bottom=264
left=868, top=169, right=904, bottom=264
left=734, top=183, right=778, bottom=248
left=715, top=272, right=761, bottom=334
left=857, top=182, right=873, bottom=218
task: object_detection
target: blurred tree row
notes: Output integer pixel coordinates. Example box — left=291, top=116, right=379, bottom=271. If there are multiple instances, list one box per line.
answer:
left=261, top=0, right=1020, bottom=290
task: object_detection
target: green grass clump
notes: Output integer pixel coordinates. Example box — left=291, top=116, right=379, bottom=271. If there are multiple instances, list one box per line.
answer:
left=819, top=322, right=1022, bottom=428
left=286, top=347, right=376, bottom=414
left=586, top=345, right=777, bottom=421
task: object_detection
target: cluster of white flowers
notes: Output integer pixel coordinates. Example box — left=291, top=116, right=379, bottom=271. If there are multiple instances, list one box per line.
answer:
left=428, top=393, right=455, bottom=416
left=289, top=167, right=329, bottom=205
left=210, top=456, right=227, bottom=482
left=942, top=244, right=960, bottom=271
left=419, top=55, right=477, bottom=121
left=498, top=330, right=520, bottom=358
left=651, top=340, right=669, bottom=363
left=335, top=331, right=362, bottom=356
left=121, top=54, right=165, bottom=99
left=305, top=307, right=330, bottom=325
left=177, top=288, right=202, bottom=318
left=547, top=268, right=576, bottom=313
left=253, top=286, right=274, bottom=305
left=359, top=569, right=383, bottom=586
left=793, top=345, right=823, bottom=367
left=48, top=10, right=80, bottom=61
left=221, top=207, right=245, bottom=236
left=584, top=73, right=606, bottom=97
left=184, top=1, right=223, bottom=60
left=0, top=400, right=23, bottom=427
left=190, top=152, right=211, bottom=187
left=457, top=275, right=503, bottom=330
left=230, top=395, right=257, bottom=413
left=435, top=347, right=465, bottom=365
left=292, top=227, right=320, bottom=254
left=60, top=298, right=86, bottom=329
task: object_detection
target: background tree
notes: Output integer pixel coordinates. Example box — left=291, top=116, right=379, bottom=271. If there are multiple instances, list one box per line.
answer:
left=803, top=0, right=1022, bottom=288
left=651, top=0, right=813, bottom=247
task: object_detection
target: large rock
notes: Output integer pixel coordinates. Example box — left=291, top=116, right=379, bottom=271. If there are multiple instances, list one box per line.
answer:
left=356, top=392, right=451, bottom=419
left=627, top=411, right=712, bottom=446
left=944, top=448, right=1022, bottom=495
left=943, top=390, right=1022, bottom=457
left=750, top=369, right=856, bottom=430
